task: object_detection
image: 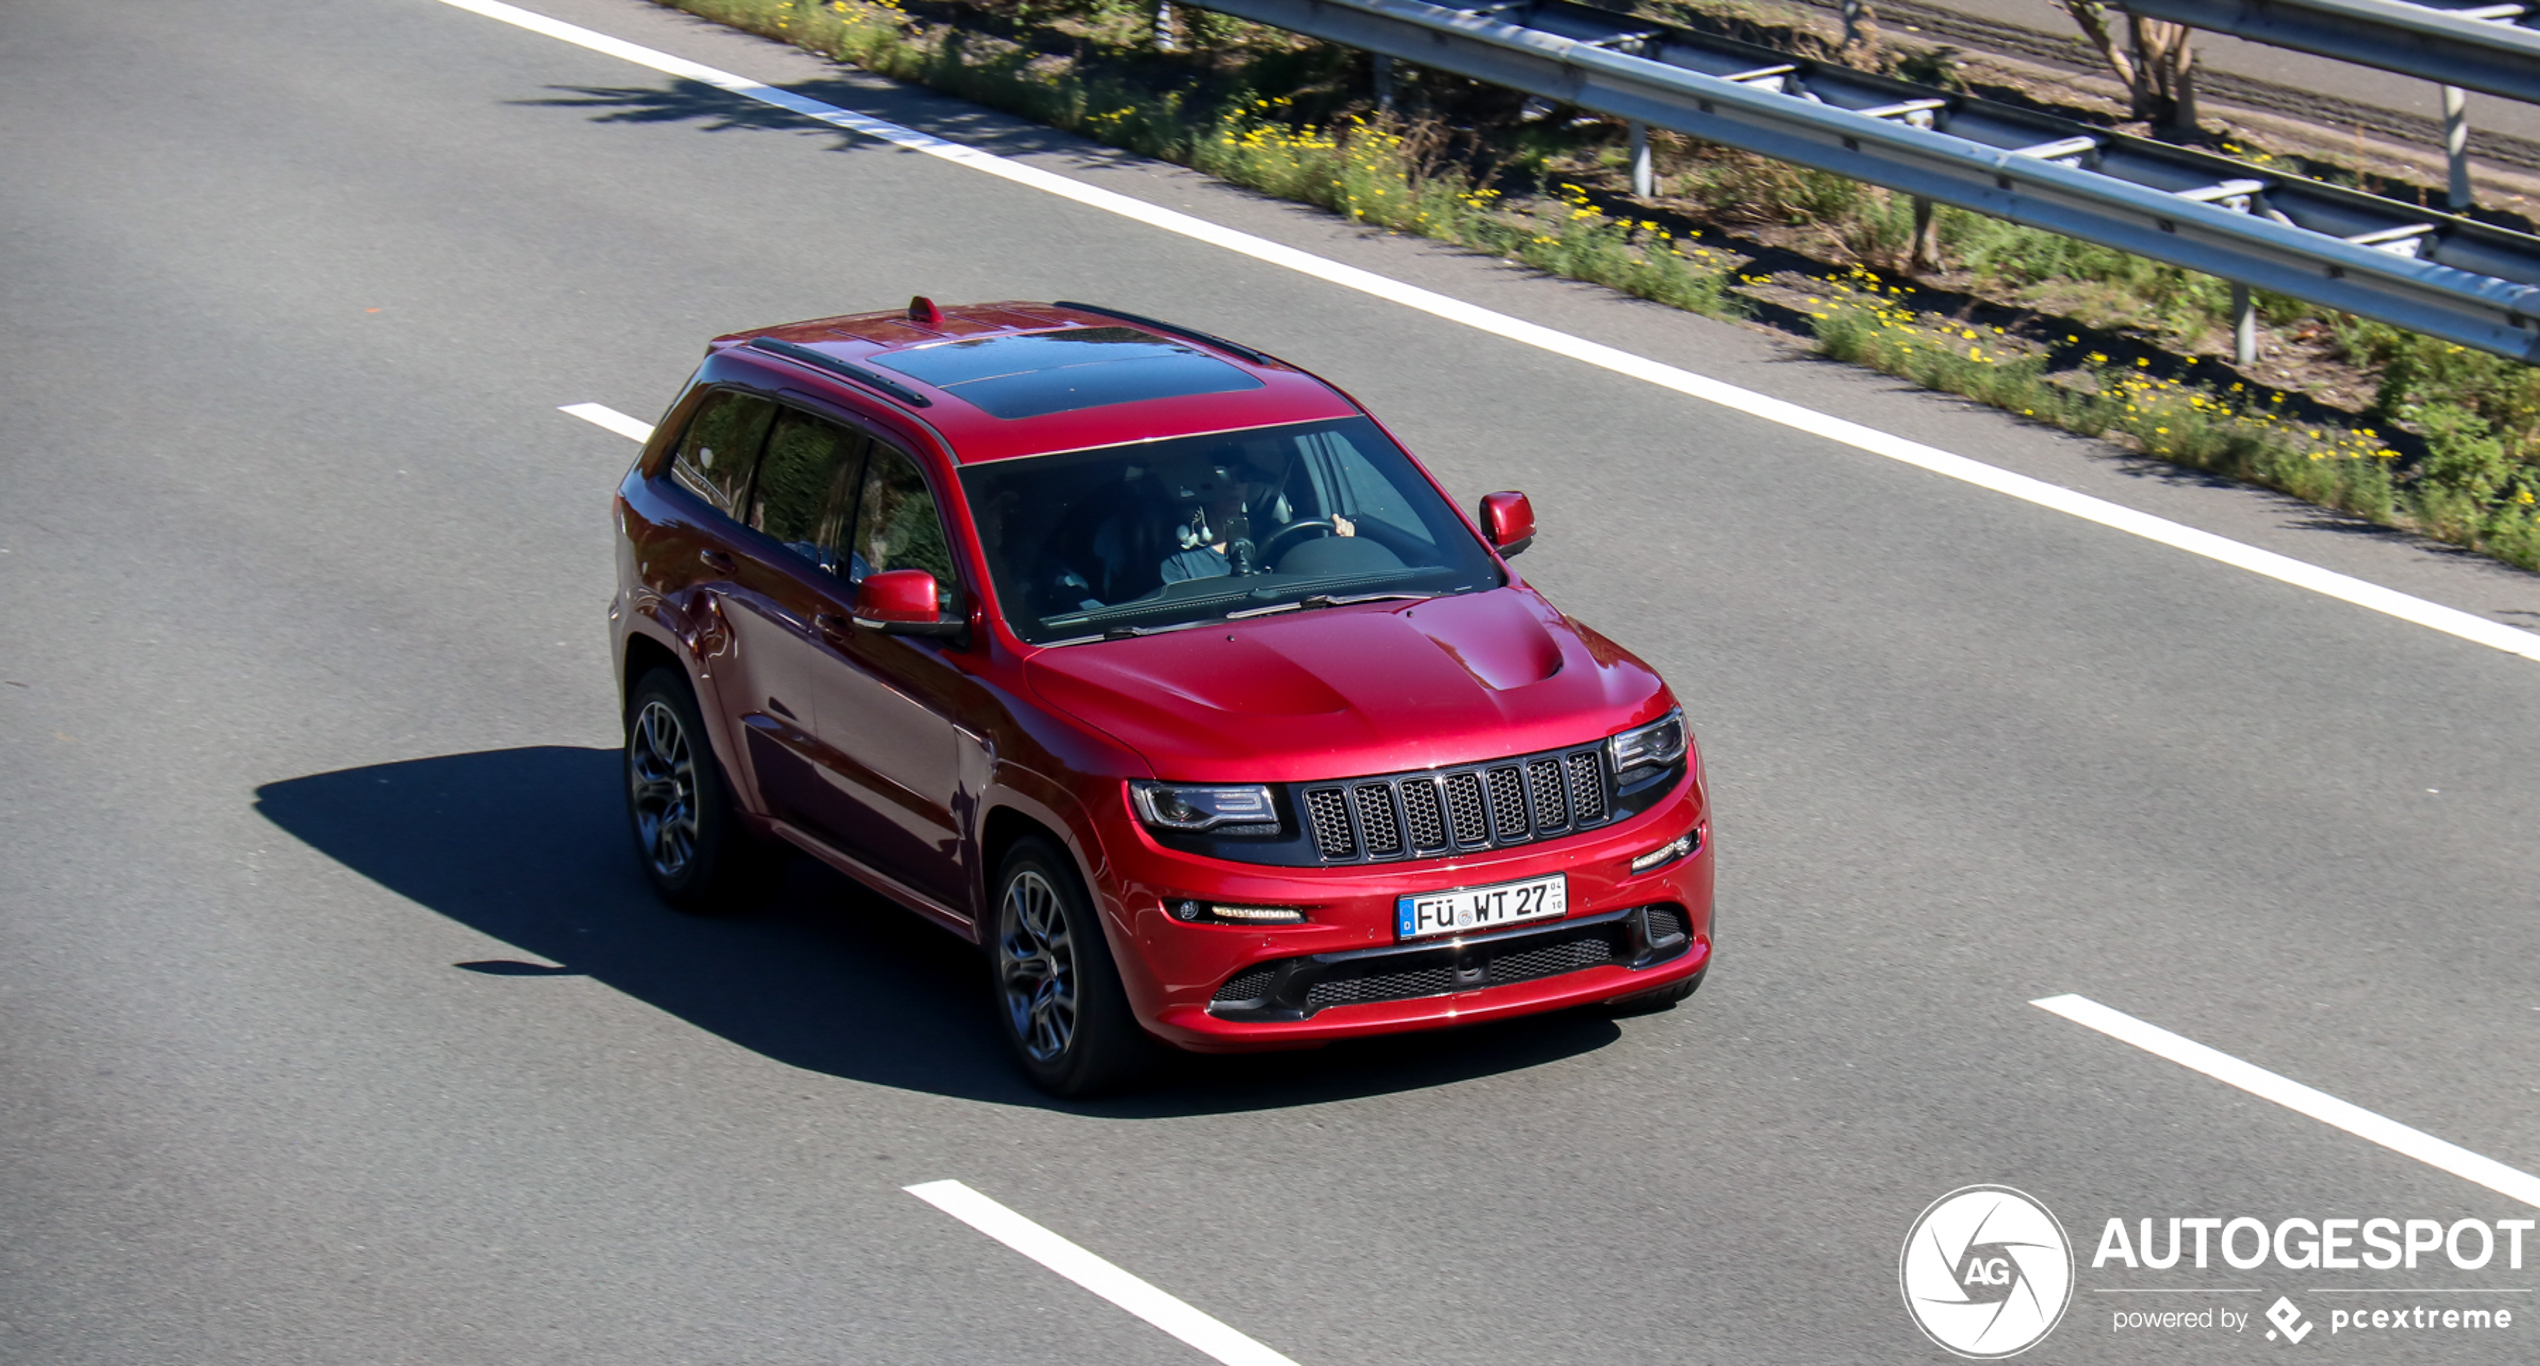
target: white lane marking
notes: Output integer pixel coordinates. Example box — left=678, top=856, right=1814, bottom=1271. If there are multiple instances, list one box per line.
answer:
left=559, top=401, right=654, bottom=441
left=450, top=0, right=2540, bottom=666
left=904, top=1180, right=1302, bottom=1366
left=2033, top=994, right=2540, bottom=1210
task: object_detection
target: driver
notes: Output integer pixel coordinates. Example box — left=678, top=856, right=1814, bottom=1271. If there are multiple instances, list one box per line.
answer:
left=1155, top=450, right=1352, bottom=584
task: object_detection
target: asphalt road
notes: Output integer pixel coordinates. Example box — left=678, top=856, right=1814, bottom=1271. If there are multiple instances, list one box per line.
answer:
left=6, top=2, right=2540, bottom=1363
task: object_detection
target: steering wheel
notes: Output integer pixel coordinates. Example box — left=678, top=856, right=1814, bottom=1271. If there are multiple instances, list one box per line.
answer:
left=1258, top=519, right=1336, bottom=561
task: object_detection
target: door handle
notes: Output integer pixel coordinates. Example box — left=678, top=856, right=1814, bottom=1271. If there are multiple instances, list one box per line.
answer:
left=699, top=548, right=737, bottom=573
left=815, top=612, right=855, bottom=644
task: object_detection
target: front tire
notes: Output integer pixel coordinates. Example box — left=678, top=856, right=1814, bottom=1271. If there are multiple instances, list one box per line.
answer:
left=624, top=667, right=781, bottom=913
left=992, top=838, right=1150, bottom=1096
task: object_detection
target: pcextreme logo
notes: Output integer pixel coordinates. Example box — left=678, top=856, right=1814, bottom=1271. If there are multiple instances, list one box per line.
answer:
left=1901, top=1185, right=2077, bottom=1358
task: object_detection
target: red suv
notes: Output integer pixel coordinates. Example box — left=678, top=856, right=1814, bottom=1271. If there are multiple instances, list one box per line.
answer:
left=611, top=300, right=1712, bottom=1094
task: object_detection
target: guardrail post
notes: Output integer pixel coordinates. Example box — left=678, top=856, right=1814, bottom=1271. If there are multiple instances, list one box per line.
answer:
left=1375, top=53, right=1396, bottom=111
left=1629, top=119, right=1654, bottom=198
left=2444, top=85, right=2472, bottom=212
left=2231, top=281, right=2256, bottom=366
left=1154, top=0, right=1177, bottom=51
left=1911, top=195, right=1939, bottom=271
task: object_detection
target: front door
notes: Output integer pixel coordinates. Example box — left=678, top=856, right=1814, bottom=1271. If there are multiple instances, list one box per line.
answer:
left=806, top=439, right=977, bottom=910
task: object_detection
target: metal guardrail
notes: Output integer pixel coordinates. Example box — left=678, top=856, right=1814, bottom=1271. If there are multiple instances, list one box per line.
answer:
left=2119, top=0, right=2540, bottom=107
left=1185, top=0, right=2540, bottom=362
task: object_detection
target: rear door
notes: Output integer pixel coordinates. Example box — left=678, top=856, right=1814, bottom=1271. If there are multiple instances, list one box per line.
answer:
left=656, top=388, right=777, bottom=761
left=717, top=406, right=870, bottom=840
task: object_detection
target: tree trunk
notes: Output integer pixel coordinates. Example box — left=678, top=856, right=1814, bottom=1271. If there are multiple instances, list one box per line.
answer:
left=2058, top=2, right=2200, bottom=137
left=2128, top=15, right=2198, bottom=136
left=1841, top=0, right=1880, bottom=61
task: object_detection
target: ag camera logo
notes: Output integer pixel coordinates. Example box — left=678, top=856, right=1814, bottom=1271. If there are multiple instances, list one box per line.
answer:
left=1901, top=1185, right=2076, bottom=1358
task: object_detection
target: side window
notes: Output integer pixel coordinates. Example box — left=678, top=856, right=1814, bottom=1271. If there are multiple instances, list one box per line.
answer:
left=670, top=390, right=777, bottom=514
left=847, top=444, right=957, bottom=589
left=748, top=409, right=868, bottom=569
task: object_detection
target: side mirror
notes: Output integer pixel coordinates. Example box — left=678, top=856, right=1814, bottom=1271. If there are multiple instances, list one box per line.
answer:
left=853, top=569, right=963, bottom=638
left=1480, top=490, right=1536, bottom=557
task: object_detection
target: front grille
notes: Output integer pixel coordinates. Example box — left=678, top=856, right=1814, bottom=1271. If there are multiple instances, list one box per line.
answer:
left=1303, top=788, right=1356, bottom=860
left=1645, top=905, right=1687, bottom=942
left=1294, top=743, right=1612, bottom=864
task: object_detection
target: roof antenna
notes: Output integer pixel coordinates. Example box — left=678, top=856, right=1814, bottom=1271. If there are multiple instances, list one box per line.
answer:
left=908, top=295, right=945, bottom=327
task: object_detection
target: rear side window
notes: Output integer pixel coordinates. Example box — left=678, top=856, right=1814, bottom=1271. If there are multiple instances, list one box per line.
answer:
left=748, top=409, right=868, bottom=569
left=847, top=444, right=956, bottom=588
left=669, top=390, right=777, bottom=514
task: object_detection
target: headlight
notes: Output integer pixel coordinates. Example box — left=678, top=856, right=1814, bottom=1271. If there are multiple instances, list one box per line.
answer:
left=1607, top=708, right=1688, bottom=777
left=1130, top=782, right=1280, bottom=836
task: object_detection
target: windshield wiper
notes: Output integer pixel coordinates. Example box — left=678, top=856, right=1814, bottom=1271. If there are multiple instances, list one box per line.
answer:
left=1036, top=620, right=1209, bottom=647
left=1224, top=591, right=1433, bottom=621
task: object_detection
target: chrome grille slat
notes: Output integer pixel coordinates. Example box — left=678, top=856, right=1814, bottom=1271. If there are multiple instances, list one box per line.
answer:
left=1353, top=783, right=1404, bottom=858
left=1399, top=779, right=1448, bottom=851
left=1304, top=788, right=1356, bottom=860
left=1565, top=751, right=1605, bottom=824
left=1442, top=772, right=1490, bottom=845
left=1526, top=757, right=1570, bottom=831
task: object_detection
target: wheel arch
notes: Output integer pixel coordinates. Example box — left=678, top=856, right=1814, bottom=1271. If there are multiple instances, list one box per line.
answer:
left=622, top=632, right=683, bottom=721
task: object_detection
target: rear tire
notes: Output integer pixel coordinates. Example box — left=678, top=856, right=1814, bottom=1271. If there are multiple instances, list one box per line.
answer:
left=624, top=667, right=783, bottom=913
left=991, top=837, right=1151, bottom=1096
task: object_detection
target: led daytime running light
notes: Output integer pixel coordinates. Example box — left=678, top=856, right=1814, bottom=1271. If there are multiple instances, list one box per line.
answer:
left=1630, top=823, right=1704, bottom=873
left=1170, top=899, right=1306, bottom=925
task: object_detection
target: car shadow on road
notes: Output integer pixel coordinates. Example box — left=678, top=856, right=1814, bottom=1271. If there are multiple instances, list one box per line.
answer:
left=253, top=747, right=1622, bottom=1116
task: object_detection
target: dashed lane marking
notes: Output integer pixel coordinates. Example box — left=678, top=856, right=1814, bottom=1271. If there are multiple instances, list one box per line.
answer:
left=455, top=0, right=2540, bottom=666
left=906, top=1179, right=1303, bottom=1366
left=559, top=401, right=654, bottom=441
left=2035, top=994, right=2540, bottom=1210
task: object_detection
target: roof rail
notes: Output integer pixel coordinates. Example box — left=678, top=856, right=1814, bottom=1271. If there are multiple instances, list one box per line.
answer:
left=744, top=336, right=933, bottom=408
left=1050, top=301, right=1280, bottom=366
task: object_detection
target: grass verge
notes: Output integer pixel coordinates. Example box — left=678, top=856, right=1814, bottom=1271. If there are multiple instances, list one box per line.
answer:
left=657, top=0, right=2540, bottom=572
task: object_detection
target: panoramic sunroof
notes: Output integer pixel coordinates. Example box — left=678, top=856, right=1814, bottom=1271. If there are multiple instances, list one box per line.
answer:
left=868, top=327, right=1263, bottom=420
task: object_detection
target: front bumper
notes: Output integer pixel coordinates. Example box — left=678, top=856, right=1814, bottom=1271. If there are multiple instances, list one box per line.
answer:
left=1098, top=769, right=1712, bottom=1052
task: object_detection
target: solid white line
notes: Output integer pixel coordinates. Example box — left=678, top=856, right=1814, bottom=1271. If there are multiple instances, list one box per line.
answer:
left=449, top=0, right=2540, bottom=666
left=559, top=401, right=654, bottom=441
left=904, top=1180, right=1302, bottom=1366
left=2033, top=994, right=2540, bottom=1210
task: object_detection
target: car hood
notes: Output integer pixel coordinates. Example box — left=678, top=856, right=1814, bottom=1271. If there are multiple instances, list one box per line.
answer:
left=1023, top=588, right=1670, bottom=782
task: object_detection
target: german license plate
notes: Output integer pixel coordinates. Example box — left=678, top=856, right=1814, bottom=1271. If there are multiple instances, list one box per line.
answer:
left=1396, top=873, right=1567, bottom=941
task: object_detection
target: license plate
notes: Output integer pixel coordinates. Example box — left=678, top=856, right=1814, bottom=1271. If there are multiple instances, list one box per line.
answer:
left=1396, top=873, right=1568, bottom=941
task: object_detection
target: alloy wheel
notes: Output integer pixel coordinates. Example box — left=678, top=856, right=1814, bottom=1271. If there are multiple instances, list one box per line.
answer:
left=998, top=869, right=1077, bottom=1063
left=628, top=699, right=699, bottom=880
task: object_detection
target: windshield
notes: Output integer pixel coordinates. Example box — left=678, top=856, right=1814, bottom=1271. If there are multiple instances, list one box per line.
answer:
left=959, top=418, right=1504, bottom=645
